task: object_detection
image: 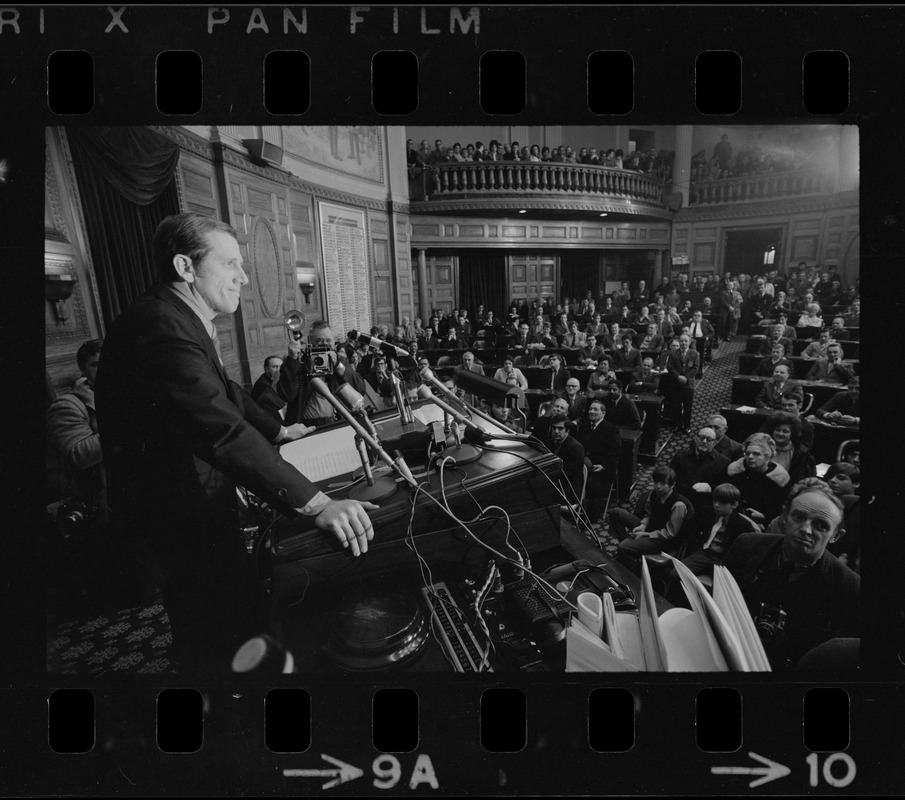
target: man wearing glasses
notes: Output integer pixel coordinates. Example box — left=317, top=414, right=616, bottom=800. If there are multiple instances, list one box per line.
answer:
left=669, top=427, right=731, bottom=515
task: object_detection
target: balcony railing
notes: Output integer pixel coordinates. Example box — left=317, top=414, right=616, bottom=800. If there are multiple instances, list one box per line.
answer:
left=689, top=168, right=832, bottom=206
left=410, top=161, right=666, bottom=206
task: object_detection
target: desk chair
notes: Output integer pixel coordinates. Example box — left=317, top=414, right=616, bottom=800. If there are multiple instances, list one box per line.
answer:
left=801, top=391, right=814, bottom=415
left=837, top=438, right=860, bottom=463
left=436, top=355, right=454, bottom=368
left=538, top=354, right=551, bottom=367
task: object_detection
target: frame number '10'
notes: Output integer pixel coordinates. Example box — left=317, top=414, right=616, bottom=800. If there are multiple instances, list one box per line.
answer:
left=806, top=753, right=856, bottom=788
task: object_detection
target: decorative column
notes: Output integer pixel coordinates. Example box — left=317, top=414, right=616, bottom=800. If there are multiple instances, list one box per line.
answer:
left=673, top=125, right=694, bottom=208
left=836, top=126, right=859, bottom=193
left=417, top=248, right=429, bottom=322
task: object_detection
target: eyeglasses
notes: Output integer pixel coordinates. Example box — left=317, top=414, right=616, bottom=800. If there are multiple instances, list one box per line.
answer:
left=788, top=508, right=833, bottom=534
left=696, top=435, right=716, bottom=443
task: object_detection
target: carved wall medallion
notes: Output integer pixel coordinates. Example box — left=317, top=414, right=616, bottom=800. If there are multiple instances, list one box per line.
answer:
left=251, top=216, right=282, bottom=319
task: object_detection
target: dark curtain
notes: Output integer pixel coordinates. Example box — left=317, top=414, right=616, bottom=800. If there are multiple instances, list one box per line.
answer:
left=67, top=127, right=181, bottom=327
left=560, top=254, right=599, bottom=300
left=458, top=253, right=507, bottom=321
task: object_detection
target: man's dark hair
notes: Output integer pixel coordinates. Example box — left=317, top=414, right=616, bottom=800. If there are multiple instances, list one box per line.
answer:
left=606, top=379, right=624, bottom=391
left=263, top=355, right=281, bottom=370
left=548, top=413, right=568, bottom=429
left=154, top=212, right=237, bottom=282
left=77, top=339, right=103, bottom=372
left=713, top=482, right=741, bottom=504
left=652, top=465, right=676, bottom=486
left=825, top=461, right=860, bottom=486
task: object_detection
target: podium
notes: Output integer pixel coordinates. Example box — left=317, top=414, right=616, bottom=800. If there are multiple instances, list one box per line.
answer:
left=269, top=401, right=563, bottom=601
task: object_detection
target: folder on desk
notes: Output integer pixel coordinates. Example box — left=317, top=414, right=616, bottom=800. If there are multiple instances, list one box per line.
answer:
left=565, top=556, right=770, bottom=672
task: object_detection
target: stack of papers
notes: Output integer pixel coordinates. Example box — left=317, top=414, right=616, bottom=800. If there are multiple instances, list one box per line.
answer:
left=566, top=557, right=770, bottom=672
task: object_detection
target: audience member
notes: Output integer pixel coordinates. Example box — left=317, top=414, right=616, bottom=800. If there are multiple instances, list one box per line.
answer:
left=250, top=354, right=286, bottom=422
left=814, top=375, right=859, bottom=424
left=708, top=414, right=743, bottom=461
left=681, top=483, right=760, bottom=577
left=609, top=466, right=692, bottom=574
left=756, top=364, right=802, bottom=410
left=493, top=357, right=528, bottom=390
left=805, top=342, right=854, bottom=384
left=666, top=334, right=699, bottom=432
left=723, top=480, right=859, bottom=670
left=546, top=413, right=586, bottom=508
left=545, top=353, right=571, bottom=395
left=754, top=343, right=793, bottom=377
left=563, top=378, right=588, bottom=422
left=726, top=432, right=791, bottom=525
left=627, top=357, right=661, bottom=394
left=669, top=426, right=731, bottom=514
left=761, top=411, right=817, bottom=484
left=603, top=379, right=642, bottom=430
left=46, top=339, right=107, bottom=518
left=577, top=399, right=622, bottom=522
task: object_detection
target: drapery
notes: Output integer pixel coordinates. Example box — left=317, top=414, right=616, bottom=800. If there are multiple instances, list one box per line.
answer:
left=457, top=252, right=507, bottom=321
left=66, top=127, right=181, bottom=326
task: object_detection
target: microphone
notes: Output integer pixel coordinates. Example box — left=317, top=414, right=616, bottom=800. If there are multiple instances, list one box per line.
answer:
left=347, top=330, right=409, bottom=359
left=416, top=385, right=491, bottom=443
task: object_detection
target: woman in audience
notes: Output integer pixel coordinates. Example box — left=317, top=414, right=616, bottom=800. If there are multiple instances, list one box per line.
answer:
left=726, top=432, right=791, bottom=526
left=761, top=412, right=816, bottom=484
left=796, top=303, right=824, bottom=329
left=585, top=357, right=617, bottom=397
left=493, top=357, right=529, bottom=390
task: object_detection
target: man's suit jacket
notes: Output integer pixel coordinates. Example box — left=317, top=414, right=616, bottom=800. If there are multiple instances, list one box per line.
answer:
left=754, top=356, right=792, bottom=377
left=546, top=367, right=572, bottom=394
left=578, top=345, right=608, bottom=364
left=806, top=360, right=855, bottom=384
left=756, top=379, right=803, bottom=410
left=95, top=284, right=320, bottom=577
left=577, top=418, right=622, bottom=477
left=758, top=336, right=793, bottom=357
left=561, top=331, right=588, bottom=348
left=666, top=348, right=701, bottom=390
left=510, top=332, right=540, bottom=349
left=713, top=434, right=744, bottom=461
left=613, top=346, right=643, bottom=371
left=637, top=333, right=665, bottom=352
left=606, top=394, right=642, bottom=429
left=550, top=434, right=586, bottom=504
left=563, top=392, right=588, bottom=422
left=250, top=374, right=285, bottom=422
left=816, top=391, right=859, bottom=419
left=687, top=319, right=715, bottom=341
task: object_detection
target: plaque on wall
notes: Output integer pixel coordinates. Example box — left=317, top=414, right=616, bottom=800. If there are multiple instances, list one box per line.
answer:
left=317, top=201, right=371, bottom=338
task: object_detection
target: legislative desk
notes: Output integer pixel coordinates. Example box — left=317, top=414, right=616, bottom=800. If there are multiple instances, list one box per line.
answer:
left=738, top=352, right=860, bottom=380
left=731, top=375, right=846, bottom=408
left=745, top=335, right=861, bottom=359
left=274, top=518, right=671, bottom=672
left=719, top=404, right=859, bottom=464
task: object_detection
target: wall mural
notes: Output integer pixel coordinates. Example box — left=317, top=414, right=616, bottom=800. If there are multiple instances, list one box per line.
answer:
left=282, top=126, right=383, bottom=184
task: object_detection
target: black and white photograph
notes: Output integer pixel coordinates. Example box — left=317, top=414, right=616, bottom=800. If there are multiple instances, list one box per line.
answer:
left=3, top=4, right=902, bottom=796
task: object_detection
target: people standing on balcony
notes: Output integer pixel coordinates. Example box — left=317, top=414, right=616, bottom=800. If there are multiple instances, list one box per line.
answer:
left=540, top=146, right=551, bottom=161
left=504, top=141, right=519, bottom=161
left=713, top=133, right=733, bottom=178
left=431, top=139, right=445, bottom=164
left=564, top=147, right=578, bottom=164
left=529, top=145, right=541, bottom=162
left=487, top=141, right=501, bottom=161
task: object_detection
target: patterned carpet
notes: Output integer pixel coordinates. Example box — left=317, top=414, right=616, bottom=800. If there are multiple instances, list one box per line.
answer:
left=46, top=338, right=744, bottom=675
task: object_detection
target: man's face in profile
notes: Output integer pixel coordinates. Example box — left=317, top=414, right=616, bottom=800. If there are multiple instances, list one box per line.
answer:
left=189, top=231, right=247, bottom=315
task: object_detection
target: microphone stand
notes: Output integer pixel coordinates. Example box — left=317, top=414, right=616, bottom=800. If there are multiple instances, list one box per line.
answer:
left=415, top=385, right=482, bottom=465
left=309, top=378, right=418, bottom=496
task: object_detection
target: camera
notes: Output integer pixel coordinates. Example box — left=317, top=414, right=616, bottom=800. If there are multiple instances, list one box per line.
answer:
left=305, top=345, right=338, bottom=376
left=754, top=602, right=787, bottom=644
left=54, top=498, right=98, bottom=540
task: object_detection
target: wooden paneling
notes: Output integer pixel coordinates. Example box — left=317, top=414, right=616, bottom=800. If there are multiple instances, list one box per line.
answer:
left=509, top=254, right=558, bottom=302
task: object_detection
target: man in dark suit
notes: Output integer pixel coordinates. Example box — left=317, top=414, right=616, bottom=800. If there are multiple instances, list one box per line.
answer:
left=250, top=354, right=286, bottom=423
left=815, top=375, right=860, bottom=425
left=95, top=213, right=377, bottom=677
left=806, top=342, right=855, bottom=384
left=687, top=310, right=715, bottom=362
left=545, top=353, right=571, bottom=396
left=666, top=334, right=700, bottom=432
left=756, top=364, right=803, bottom=410
left=546, top=413, right=586, bottom=508
left=612, top=334, right=643, bottom=374
left=708, top=414, right=744, bottom=461
left=563, top=378, right=588, bottom=423
left=509, top=322, right=538, bottom=350
left=603, top=379, right=642, bottom=430
left=577, top=399, right=622, bottom=522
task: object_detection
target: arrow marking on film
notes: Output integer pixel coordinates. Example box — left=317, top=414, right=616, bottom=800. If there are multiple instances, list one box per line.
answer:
left=283, top=753, right=364, bottom=789
left=711, top=751, right=791, bottom=788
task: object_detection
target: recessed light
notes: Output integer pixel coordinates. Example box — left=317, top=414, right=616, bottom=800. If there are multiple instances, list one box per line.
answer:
left=599, top=212, right=608, bottom=217
left=518, top=209, right=527, bottom=214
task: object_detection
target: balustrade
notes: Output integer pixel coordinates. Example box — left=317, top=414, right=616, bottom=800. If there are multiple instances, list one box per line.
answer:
left=689, top=168, right=830, bottom=206
left=420, top=161, right=666, bottom=205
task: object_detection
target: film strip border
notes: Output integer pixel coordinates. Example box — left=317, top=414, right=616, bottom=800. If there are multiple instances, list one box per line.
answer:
left=0, top=6, right=885, bottom=123
left=17, top=683, right=902, bottom=793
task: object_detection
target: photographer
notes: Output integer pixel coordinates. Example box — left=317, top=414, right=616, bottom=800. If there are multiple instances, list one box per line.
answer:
left=278, top=319, right=372, bottom=425
left=722, top=479, right=859, bottom=670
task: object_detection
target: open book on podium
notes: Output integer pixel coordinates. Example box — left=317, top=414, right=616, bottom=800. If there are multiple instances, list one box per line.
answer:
left=566, top=555, right=771, bottom=672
